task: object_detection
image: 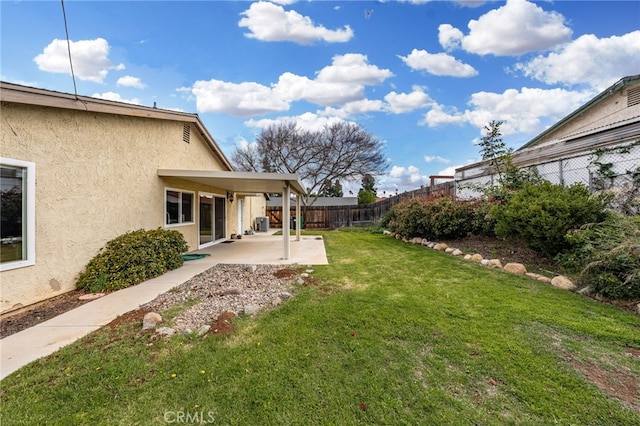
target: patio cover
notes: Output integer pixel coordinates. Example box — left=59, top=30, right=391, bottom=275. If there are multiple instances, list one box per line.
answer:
left=157, top=169, right=306, bottom=260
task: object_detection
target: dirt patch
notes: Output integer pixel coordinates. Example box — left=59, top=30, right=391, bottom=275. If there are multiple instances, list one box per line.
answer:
left=106, top=307, right=153, bottom=330
left=208, top=312, right=236, bottom=335
left=438, top=234, right=562, bottom=276
left=0, top=290, right=94, bottom=338
left=572, top=359, right=639, bottom=412
left=273, top=268, right=298, bottom=279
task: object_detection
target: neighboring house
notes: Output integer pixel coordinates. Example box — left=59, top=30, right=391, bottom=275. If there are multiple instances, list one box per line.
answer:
left=1, top=82, right=304, bottom=313
left=456, top=75, right=640, bottom=199
left=266, top=197, right=359, bottom=208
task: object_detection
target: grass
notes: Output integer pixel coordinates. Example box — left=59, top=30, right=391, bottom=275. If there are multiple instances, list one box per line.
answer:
left=1, top=229, right=639, bottom=425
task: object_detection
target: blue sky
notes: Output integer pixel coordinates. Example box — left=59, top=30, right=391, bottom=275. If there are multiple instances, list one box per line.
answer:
left=2, top=0, right=639, bottom=196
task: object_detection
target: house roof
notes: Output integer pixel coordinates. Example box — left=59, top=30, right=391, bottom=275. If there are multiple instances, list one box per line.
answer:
left=518, top=75, right=640, bottom=151
left=158, top=169, right=305, bottom=195
left=266, top=197, right=358, bottom=207
left=0, top=81, right=233, bottom=171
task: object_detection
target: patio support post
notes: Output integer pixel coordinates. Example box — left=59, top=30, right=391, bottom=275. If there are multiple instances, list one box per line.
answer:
left=295, top=191, right=301, bottom=241
left=283, top=182, right=291, bottom=260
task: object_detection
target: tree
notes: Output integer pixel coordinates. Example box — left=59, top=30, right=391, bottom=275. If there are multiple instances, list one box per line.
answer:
left=478, top=120, right=540, bottom=198
left=231, top=121, right=387, bottom=205
left=361, top=173, right=376, bottom=193
left=357, top=173, right=377, bottom=204
left=320, top=179, right=343, bottom=197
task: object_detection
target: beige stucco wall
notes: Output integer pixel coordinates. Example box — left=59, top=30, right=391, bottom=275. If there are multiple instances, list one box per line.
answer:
left=0, top=102, right=236, bottom=312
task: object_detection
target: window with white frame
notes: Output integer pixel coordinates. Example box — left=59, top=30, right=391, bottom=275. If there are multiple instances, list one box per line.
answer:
left=165, top=189, right=194, bottom=226
left=1, top=158, right=36, bottom=271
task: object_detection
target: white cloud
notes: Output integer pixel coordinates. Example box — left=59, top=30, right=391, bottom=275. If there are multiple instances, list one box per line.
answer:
left=438, top=24, right=463, bottom=51
left=399, top=49, right=478, bottom=77
left=445, top=0, right=572, bottom=56
left=384, top=86, right=433, bottom=113
left=436, top=166, right=462, bottom=177
left=316, top=53, right=393, bottom=85
left=34, top=38, right=124, bottom=83
left=423, top=87, right=593, bottom=136
left=117, top=75, right=146, bottom=89
left=424, top=155, right=451, bottom=164
left=320, top=99, right=385, bottom=118
left=191, top=79, right=289, bottom=117
left=189, top=54, right=392, bottom=116
left=238, top=1, right=353, bottom=44
left=91, top=92, right=140, bottom=105
left=245, top=112, right=347, bottom=133
left=389, top=165, right=429, bottom=185
left=515, top=31, right=640, bottom=91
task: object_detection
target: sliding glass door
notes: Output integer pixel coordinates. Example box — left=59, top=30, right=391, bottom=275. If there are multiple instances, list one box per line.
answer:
left=199, top=193, right=226, bottom=247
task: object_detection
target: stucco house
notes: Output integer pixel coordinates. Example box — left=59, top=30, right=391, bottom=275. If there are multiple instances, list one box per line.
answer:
left=455, top=75, right=640, bottom=199
left=1, top=82, right=304, bottom=313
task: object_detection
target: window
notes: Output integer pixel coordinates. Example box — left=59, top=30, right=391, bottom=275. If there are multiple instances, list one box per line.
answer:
left=1, top=158, right=35, bottom=271
left=165, top=189, right=194, bottom=226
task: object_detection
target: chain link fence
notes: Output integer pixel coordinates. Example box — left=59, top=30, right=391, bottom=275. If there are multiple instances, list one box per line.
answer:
left=456, top=140, right=640, bottom=214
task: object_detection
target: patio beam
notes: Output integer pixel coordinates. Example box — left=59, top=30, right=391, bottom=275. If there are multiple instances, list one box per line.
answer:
left=283, top=182, right=291, bottom=260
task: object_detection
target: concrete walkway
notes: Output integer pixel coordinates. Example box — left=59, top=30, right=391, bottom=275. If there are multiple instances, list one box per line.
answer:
left=0, top=231, right=327, bottom=381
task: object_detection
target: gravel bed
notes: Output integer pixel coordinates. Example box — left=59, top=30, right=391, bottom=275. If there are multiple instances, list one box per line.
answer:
left=141, top=264, right=300, bottom=333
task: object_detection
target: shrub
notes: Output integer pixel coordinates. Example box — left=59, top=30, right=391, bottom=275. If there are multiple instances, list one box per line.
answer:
left=76, top=228, right=189, bottom=292
left=491, top=182, right=609, bottom=257
left=383, top=196, right=496, bottom=240
left=557, top=212, right=640, bottom=300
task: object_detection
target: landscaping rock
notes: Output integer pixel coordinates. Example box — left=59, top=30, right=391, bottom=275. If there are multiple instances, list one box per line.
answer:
left=471, top=253, right=484, bottom=262
left=142, top=312, right=162, bottom=330
left=445, top=247, right=454, bottom=253
left=421, top=239, right=430, bottom=246
left=525, top=272, right=543, bottom=280
left=78, top=293, right=105, bottom=301
left=488, top=259, right=503, bottom=269
left=280, top=291, right=293, bottom=300
left=537, top=276, right=552, bottom=284
left=636, top=303, right=640, bottom=315
left=480, top=259, right=490, bottom=266
left=503, top=263, right=527, bottom=275
left=464, top=254, right=472, bottom=260
left=451, top=249, right=463, bottom=256
left=577, top=286, right=593, bottom=296
left=219, top=287, right=241, bottom=296
left=434, top=243, right=449, bottom=251
left=411, top=237, right=422, bottom=245
left=197, top=325, right=210, bottom=336
left=156, top=327, right=175, bottom=336
left=551, top=275, right=576, bottom=291
left=244, top=304, right=260, bottom=316
left=383, top=230, right=392, bottom=236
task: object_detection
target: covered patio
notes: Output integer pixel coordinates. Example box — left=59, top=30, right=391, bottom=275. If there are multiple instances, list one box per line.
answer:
left=158, top=169, right=309, bottom=261
left=192, top=229, right=328, bottom=265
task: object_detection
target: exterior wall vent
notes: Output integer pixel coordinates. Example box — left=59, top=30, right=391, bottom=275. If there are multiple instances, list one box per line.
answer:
left=628, top=86, right=640, bottom=107
left=183, top=125, right=191, bottom=143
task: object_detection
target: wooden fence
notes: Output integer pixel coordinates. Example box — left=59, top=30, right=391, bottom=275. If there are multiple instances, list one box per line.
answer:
left=266, top=181, right=455, bottom=230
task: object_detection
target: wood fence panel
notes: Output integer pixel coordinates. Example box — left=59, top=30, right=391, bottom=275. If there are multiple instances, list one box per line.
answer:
left=265, top=181, right=455, bottom=230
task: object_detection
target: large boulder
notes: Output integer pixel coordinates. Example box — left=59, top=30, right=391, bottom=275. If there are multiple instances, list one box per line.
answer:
left=551, top=275, right=576, bottom=291
left=488, top=259, right=503, bottom=269
left=142, top=312, right=162, bottom=330
left=434, top=243, right=449, bottom=251
left=503, top=263, right=527, bottom=275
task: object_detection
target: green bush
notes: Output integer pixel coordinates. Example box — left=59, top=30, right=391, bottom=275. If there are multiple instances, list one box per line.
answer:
left=76, top=228, right=189, bottom=292
left=383, top=196, right=496, bottom=240
left=491, top=182, right=609, bottom=257
left=557, top=212, right=640, bottom=300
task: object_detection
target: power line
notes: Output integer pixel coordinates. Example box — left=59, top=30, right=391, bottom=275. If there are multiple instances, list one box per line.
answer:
left=61, top=0, right=78, bottom=99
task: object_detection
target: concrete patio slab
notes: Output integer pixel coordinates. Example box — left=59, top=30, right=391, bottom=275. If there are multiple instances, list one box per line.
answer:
left=0, top=230, right=327, bottom=380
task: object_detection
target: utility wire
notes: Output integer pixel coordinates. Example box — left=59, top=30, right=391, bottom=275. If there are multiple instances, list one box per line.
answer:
left=61, top=0, right=79, bottom=99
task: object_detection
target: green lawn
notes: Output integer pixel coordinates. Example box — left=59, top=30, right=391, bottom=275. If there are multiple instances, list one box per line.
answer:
left=1, top=230, right=639, bottom=425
